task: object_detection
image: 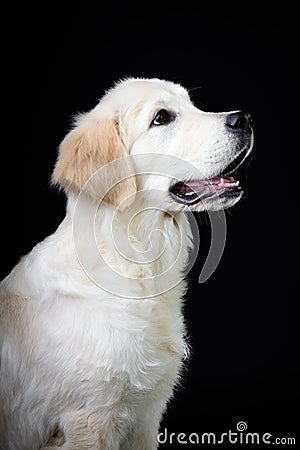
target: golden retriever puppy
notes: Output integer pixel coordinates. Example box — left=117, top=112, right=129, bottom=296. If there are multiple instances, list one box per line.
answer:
left=0, top=78, right=253, bottom=449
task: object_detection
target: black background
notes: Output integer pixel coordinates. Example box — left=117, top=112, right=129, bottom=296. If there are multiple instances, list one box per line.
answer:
left=3, top=5, right=298, bottom=448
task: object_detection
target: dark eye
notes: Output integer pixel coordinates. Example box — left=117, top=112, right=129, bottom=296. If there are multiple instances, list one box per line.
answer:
left=151, top=109, right=175, bottom=126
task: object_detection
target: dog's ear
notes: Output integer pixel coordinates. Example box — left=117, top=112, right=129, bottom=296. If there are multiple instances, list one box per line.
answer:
left=52, top=113, right=136, bottom=210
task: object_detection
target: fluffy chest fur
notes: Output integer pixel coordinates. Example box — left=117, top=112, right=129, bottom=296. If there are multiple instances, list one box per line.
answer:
left=0, top=201, right=191, bottom=448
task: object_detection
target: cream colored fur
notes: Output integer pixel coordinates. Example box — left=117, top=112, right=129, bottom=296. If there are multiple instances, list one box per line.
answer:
left=0, top=78, right=253, bottom=449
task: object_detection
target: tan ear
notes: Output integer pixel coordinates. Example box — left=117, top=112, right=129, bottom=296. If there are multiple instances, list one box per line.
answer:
left=52, top=114, right=136, bottom=210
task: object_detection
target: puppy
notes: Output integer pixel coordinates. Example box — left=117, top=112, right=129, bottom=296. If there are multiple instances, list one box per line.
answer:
left=0, top=78, right=253, bottom=449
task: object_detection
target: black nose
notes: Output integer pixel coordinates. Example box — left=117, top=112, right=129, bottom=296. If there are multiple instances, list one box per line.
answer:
left=225, top=111, right=251, bottom=131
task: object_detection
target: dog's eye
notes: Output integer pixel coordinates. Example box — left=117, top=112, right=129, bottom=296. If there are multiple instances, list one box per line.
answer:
left=151, top=109, right=175, bottom=126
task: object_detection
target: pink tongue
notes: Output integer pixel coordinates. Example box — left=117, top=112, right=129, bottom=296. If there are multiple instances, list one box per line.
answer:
left=184, top=176, right=237, bottom=193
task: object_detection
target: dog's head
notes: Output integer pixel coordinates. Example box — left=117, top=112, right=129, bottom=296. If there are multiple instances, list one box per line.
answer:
left=52, top=78, right=253, bottom=212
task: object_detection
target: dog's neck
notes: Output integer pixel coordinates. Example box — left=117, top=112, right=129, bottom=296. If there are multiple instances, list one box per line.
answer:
left=62, top=192, right=193, bottom=299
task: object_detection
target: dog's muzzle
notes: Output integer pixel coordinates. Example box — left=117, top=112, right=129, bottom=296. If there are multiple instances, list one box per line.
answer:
left=169, top=110, right=253, bottom=206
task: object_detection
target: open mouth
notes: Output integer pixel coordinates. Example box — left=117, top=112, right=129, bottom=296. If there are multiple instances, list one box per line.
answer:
left=169, top=147, right=249, bottom=205
left=169, top=176, right=242, bottom=205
